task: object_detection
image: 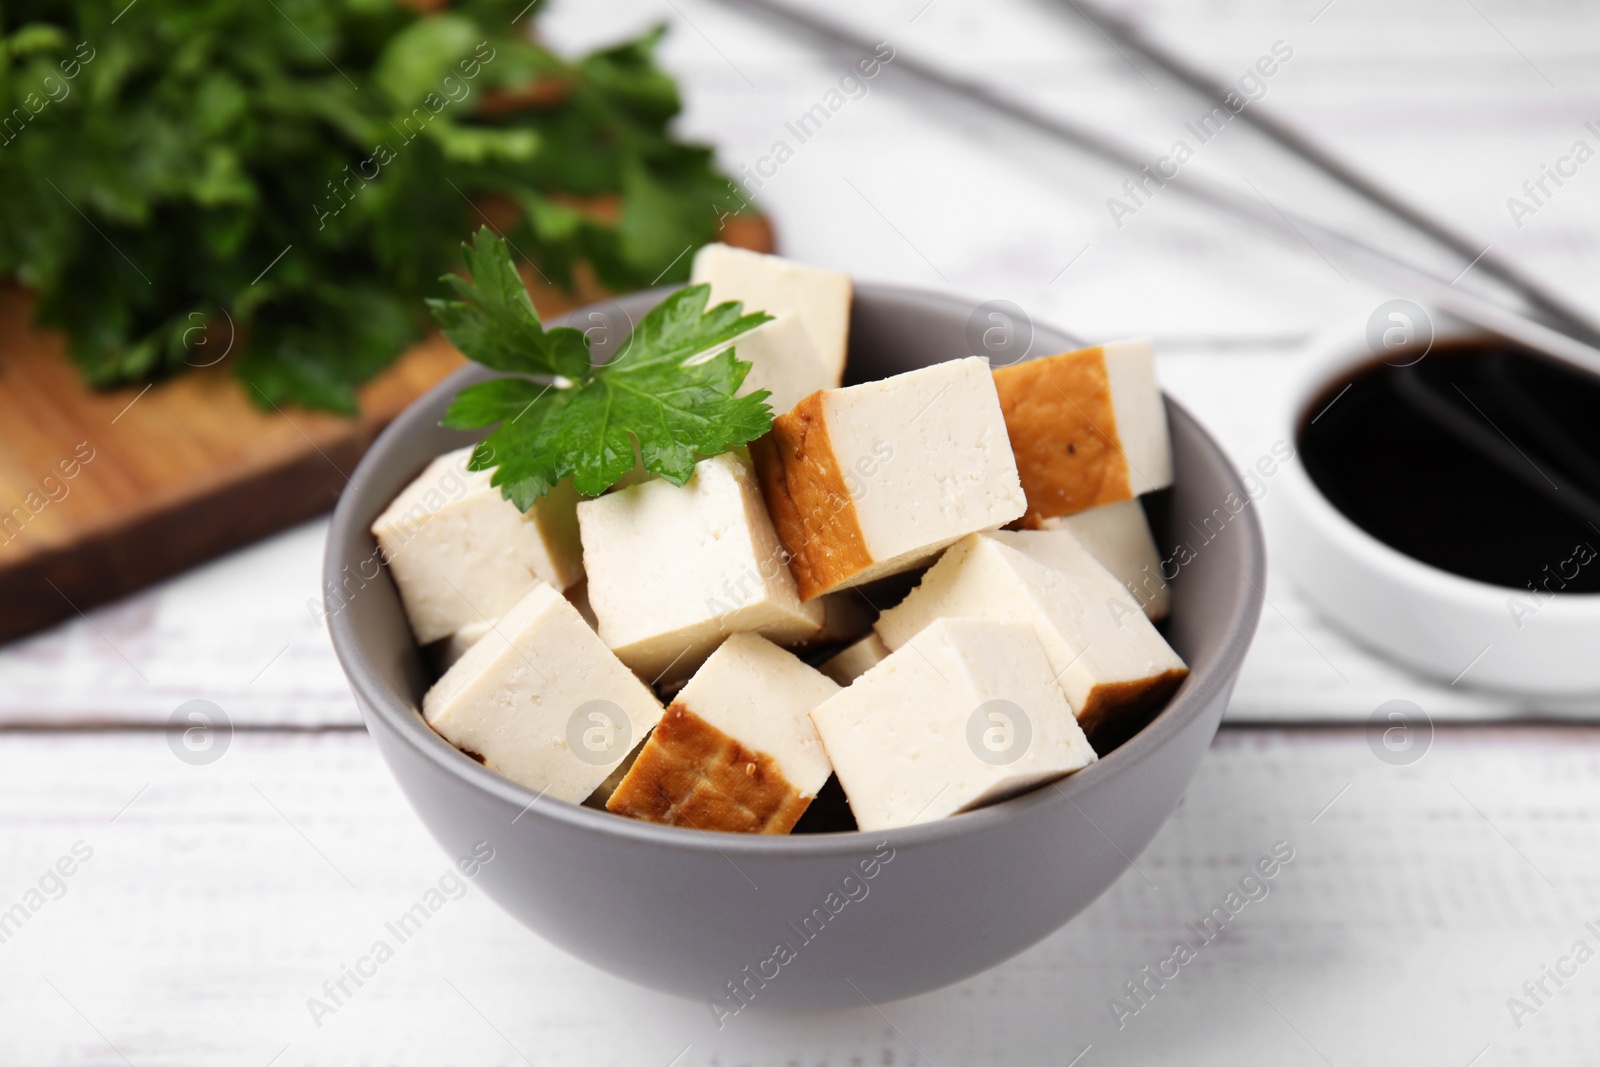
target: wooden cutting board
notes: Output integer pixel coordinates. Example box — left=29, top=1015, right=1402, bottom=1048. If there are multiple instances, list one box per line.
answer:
left=0, top=216, right=775, bottom=643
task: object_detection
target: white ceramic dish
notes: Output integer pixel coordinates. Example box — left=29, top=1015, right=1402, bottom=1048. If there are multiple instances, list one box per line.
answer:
left=1274, top=323, right=1600, bottom=694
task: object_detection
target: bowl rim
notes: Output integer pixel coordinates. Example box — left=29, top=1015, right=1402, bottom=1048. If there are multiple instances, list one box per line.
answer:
left=1284, top=324, right=1600, bottom=615
left=326, top=280, right=1267, bottom=858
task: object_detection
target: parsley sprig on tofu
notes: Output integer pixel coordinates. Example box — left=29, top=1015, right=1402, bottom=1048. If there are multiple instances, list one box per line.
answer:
left=431, top=229, right=774, bottom=507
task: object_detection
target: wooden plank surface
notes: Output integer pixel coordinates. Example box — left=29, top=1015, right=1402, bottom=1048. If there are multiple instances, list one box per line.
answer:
left=1, top=725, right=1595, bottom=1066
left=0, top=218, right=774, bottom=644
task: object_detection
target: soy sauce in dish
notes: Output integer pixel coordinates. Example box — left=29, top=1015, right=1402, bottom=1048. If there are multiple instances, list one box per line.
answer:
left=1297, top=338, right=1600, bottom=593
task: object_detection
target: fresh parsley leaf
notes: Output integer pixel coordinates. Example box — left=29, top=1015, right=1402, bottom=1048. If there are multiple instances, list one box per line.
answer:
left=436, top=229, right=773, bottom=506
left=425, top=227, right=590, bottom=380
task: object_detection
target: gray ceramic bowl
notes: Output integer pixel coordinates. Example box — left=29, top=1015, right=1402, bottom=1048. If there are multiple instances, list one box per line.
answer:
left=325, top=283, right=1265, bottom=1011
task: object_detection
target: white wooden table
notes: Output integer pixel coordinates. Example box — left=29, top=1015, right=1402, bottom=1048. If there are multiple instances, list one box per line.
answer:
left=3, top=1, right=1598, bottom=1062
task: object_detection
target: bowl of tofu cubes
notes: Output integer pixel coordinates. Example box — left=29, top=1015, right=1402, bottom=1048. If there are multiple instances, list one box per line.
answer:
left=326, top=244, right=1265, bottom=1010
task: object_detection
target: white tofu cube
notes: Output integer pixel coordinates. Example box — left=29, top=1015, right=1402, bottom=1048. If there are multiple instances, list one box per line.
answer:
left=435, top=615, right=496, bottom=671
left=1024, top=500, right=1169, bottom=620
left=691, top=243, right=851, bottom=386
left=809, top=617, right=1097, bottom=831
left=370, top=446, right=584, bottom=643
left=577, top=451, right=823, bottom=682
left=422, top=583, right=664, bottom=803
left=730, top=313, right=836, bottom=415
left=752, top=357, right=1027, bottom=599
left=607, top=634, right=839, bottom=833
left=818, top=632, right=889, bottom=686
left=874, top=533, right=1187, bottom=737
left=993, top=339, right=1172, bottom=525
left=434, top=580, right=606, bottom=671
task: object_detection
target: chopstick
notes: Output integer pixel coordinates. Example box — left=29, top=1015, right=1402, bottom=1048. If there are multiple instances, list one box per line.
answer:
left=702, top=0, right=1600, bottom=378
left=1051, top=0, right=1600, bottom=349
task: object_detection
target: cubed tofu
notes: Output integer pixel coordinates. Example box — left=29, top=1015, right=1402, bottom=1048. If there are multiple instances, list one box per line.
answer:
left=809, top=617, right=1097, bottom=831
left=431, top=577, right=609, bottom=670
left=730, top=313, right=837, bottom=415
left=994, top=340, right=1172, bottom=526
left=1019, top=500, right=1169, bottom=620
left=422, top=583, right=664, bottom=803
left=818, top=632, right=890, bottom=686
left=752, top=357, right=1027, bottom=600
left=435, top=615, right=497, bottom=672
left=690, top=243, right=852, bottom=386
left=607, top=634, right=839, bottom=833
left=874, top=533, right=1187, bottom=736
left=371, top=446, right=584, bottom=643
left=578, top=451, right=824, bottom=682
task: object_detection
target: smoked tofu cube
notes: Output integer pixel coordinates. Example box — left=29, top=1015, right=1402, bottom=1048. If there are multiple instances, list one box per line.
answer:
left=809, top=617, right=1097, bottom=831
left=577, top=451, right=824, bottom=682
left=818, top=632, right=890, bottom=686
left=752, top=357, right=1027, bottom=600
left=1021, top=500, right=1169, bottom=620
left=607, top=634, right=838, bottom=833
left=691, top=243, right=852, bottom=386
left=994, top=340, right=1172, bottom=526
left=731, top=313, right=837, bottom=415
left=422, top=583, right=664, bottom=803
left=874, top=533, right=1187, bottom=737
left=371, top=446, right=584, bottom=643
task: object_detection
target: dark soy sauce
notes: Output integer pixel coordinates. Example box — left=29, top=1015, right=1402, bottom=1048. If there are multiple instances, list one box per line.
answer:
left=1298, top=338, right=1600, bottom=593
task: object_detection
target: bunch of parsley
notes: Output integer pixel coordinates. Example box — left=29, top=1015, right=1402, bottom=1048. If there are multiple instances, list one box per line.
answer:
left=0, top=0, right=746, bottom=412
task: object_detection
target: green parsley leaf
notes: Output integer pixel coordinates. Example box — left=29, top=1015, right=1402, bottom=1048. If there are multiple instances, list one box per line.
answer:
left=424, top=227, right=590, bottom=381
left=435, top=229, right=773, bottom=507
